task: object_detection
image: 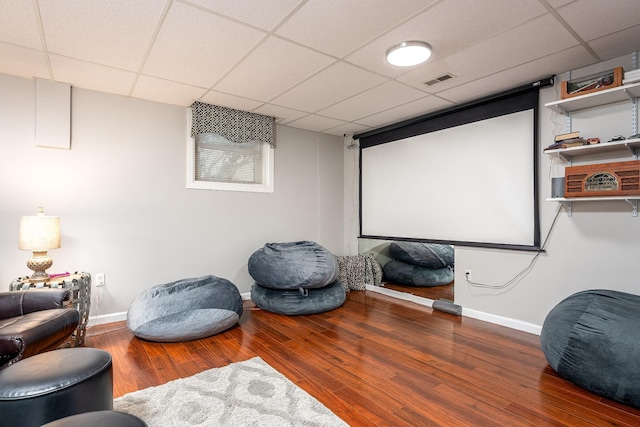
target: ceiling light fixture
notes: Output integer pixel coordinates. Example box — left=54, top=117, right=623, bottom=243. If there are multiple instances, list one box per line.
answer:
left=386, top=41, right=432, bottom=67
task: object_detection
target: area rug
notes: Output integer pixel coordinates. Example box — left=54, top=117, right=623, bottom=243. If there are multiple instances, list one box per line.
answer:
left=114, top=357, right=348, bottom=426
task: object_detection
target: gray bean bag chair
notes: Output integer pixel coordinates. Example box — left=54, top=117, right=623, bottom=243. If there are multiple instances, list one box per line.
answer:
left=127, top=275, right=243, bottom=342
left=383, top=259, right=453, bottom=287
left=541, top=289, right=640, bottom=409
left=389, top=242, right=454, bottom=268
left=251, top=281, right=346, bottom=315
left=248, top=241, right=338, bottom=290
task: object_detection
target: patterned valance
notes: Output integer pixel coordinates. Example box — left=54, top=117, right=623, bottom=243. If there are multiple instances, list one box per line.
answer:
left=190, top=101, right=275, bottom=148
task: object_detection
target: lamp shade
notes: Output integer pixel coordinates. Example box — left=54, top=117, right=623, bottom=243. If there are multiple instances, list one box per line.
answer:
left=386, top=41, right=432, bottom=67
left=19, top=208, right=60, bottom=251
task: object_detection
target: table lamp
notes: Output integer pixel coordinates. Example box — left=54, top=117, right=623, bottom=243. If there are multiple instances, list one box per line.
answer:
left=19, top=207, right=61, bottom=282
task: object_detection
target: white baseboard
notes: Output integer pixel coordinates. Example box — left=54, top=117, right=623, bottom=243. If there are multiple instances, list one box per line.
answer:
left=240, top=292, right=251, bottom=301
left=88, top=311, right=127, bottom=327
left=365, top=285, right=541, bottom=336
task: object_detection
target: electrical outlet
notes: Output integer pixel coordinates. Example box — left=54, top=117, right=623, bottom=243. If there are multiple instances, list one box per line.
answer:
left=95, top=273, right=105, bottom=287
left=464, top=269, right=472, bottom=280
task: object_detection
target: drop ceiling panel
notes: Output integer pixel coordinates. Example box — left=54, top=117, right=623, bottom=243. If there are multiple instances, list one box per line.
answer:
left=200, top=91, right=264, bottom=112
left=132, top=75, right=207, bottom=106
left=50, top=55, right=136, bottom=96
left=0, top=1, right=41, bottom=49
left=324, top=122, right=371, bottom=137
left=400, top=14, right=581, bottom=92
left=557, top=0, right=640, bottom=42
left=38, top=0, right=166, bottom=70
left=253, top=104, right=308, bottom=124
left=271, top=62, right=387, bottom=113
left=345, top=0, right=547, bottom=78
left=142, top=2, right=265, bottom=88
left=588, top=25, right=640, bottom=62
left=0, top=43, right=49, bottom=79
left=286, top=114, right=346, bottom=133
left=186, top=0, right=303, bottom=31
left=318, top=81, right=427, bottom=122
left=355, top=96, right=453, bottom=128
left=437, top=45, right=595, bottom=104
left=275, top=0, right=433, bottom=58
left=214, top=36, right=334, bottom=102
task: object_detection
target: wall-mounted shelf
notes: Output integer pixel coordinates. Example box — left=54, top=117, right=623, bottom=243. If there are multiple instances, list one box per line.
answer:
left=544, top=138, right=640, bottom=161
left=546, top=196, right=640, bottom=217
left=545, top=82, right=640, bottom=115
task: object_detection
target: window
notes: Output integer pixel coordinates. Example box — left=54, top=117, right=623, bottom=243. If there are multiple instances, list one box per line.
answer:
left=186, top=105, right=274, bottom=193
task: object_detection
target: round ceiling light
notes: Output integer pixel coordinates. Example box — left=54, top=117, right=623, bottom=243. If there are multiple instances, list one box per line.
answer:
left=386, top=41, right=432, bottom=67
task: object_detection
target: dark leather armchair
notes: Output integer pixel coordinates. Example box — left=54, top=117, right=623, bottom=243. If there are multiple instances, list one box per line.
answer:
left=0, top=289, right=80, bottom=369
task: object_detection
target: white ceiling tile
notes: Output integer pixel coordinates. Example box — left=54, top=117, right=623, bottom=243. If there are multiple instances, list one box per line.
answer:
left=588, top=25, right=640, bottom=62
left=271, top=62, right=387, bottom=112
left=186, top=0, right=302, bottom=31
left=346, top=0, right=547, bottom=78
left=355, top=96, right=453, bottom=128
left=142, top=2, right=265, bottom=88
left=318, top=81, right=427, bottom=122
left=323, top=122, right=371, bottom=137
left=214, top=36, right=334, bottom=102
left=253, top=104, right=308, bottom=124
left=400, top=14, right=581, bottom=92
left=437, top=46, right=596, bottom=104
left=38, top=0, right=166, bottom=70
left=50, top=55, right=136, bottom=96
left=0, top=1, right=41, bottom=49
left=275, top=0, right=432, bottom=58
left=286, top=114, right=346, bottom=133
left=132, top=75, right=207, bottom=106
left=200, top=91, right=264, bottom=112
left=0, top=43, right=49, bottom=79
left=557, top=0, right=640, bottom=42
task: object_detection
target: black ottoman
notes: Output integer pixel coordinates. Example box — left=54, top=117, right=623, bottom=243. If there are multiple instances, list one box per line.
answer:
left=42, top=410, right=147, bottom=427
left=0, top=348, right=113, bottom=427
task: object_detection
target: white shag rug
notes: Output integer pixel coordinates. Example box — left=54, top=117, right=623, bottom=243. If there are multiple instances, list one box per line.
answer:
left=114, top=357, right=348, bottom=426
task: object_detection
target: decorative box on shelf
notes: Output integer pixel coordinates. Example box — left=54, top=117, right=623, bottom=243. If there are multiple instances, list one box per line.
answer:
left=560, top=67, right=623, bottom=99
left=9, top=271, right=91, bottom=348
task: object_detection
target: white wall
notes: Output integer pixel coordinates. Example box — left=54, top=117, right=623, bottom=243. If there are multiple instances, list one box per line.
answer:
left=348, top=53, right=640, bottom=332
left=0, top=73, right=344, bottom=321
left=456, top=54, right=640, bottom=329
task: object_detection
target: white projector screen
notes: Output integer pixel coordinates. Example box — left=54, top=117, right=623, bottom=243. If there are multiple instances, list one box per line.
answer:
left=358, top=88, right=541, bottom=250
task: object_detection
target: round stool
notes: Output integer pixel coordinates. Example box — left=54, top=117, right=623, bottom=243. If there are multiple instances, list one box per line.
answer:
left=0, top=348, right=113, bottom=427
left=41, top=410, right=147, bottom=427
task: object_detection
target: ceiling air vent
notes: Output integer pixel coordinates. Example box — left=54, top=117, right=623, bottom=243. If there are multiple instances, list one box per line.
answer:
left=424, top=73, right=455, bottom=86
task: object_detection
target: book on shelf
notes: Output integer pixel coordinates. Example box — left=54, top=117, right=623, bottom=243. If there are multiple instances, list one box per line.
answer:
left=545, top=138, right=587, bottom=151
left=554, top=131, right=580, bottom=142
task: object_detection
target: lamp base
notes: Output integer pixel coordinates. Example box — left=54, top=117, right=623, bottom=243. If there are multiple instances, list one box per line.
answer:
left=26, top=251, right=53, bottom=283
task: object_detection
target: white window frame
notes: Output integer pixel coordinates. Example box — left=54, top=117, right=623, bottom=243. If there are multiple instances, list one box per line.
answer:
left=185, top=108, right=274, bottom=193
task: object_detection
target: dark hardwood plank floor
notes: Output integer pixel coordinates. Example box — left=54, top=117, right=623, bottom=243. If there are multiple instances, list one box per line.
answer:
left=86, top=291, right=640, bottom=426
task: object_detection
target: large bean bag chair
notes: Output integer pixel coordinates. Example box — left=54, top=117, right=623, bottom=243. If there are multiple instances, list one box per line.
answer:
left=248, top=241, right=338, bottom=290
left=541, top=289, right=640, bottom=409
left=389, top=242, right=454, bottom=268
left=383, top=259, right=453, bottom=287
left=251, top=281, right=346, bottom=315
left=127, top=275, right=243, bottom=342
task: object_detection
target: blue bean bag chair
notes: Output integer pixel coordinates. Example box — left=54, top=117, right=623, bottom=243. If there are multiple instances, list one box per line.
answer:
left=383, top=259, right=453, bottom=287
left=541, top=289, right=640, bottom=409
left=251, top=281, right=346, bottom=315
left=248, top=241, right=338, bottom=290
left=127, top=275, right=243, bottom=342
left=389, top=242, right=454, bottom=268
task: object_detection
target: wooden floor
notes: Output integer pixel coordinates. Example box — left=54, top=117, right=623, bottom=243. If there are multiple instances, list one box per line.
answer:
left=86, top=291, right=640, bottom=426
